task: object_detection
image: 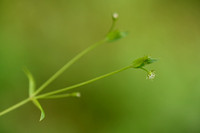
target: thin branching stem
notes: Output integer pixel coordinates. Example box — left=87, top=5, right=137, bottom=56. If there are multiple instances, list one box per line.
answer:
left=108, top=20, right=116, bottom=33
left=0, top=13, right=153, bottom=121
left=0, top=65, right=131, bottom=117
left=33, top=38, right=108, bottom=96
left=42, top=92, right=80, bottom=99
left=36, top=65, right=131, bottom=99
left=0, top=98, right=31, bottom=117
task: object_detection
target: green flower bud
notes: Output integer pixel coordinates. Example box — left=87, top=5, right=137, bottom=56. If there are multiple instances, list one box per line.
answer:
left=131, top=56, right=157, bottom=68
left=112, top=12, right=119, bottom=21
left=106, top=30, right=128, bottom=42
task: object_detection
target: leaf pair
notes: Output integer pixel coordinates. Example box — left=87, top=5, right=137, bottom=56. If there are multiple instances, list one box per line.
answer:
left=24, top=68, right=45, bottom=121
left=24, top=68, right=81, bottom=121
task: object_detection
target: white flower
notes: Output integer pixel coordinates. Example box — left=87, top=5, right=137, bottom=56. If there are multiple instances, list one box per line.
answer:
left=146, top=70, right=155, bottom=80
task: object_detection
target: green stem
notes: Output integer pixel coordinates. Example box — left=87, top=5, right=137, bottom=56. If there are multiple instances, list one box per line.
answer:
left=42, top=92, right=80, bottom=99
left=0, top=98, right=30, bottom=117
left=33, top=38, right=108, bottom=96
left=108, top=20, right=116, bottom=33
left=0, top=65, right=131, bottom=116
left=141, top=67, right=149, bottom=73
left=36, top=65, right=131, bottom=99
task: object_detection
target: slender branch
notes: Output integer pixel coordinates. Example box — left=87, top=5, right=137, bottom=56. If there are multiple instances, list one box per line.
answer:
left=0, top=65, right=131, bottom=116
left=0, top=13, right=136, bottom=119
left=42, top=92, right=80, bottom=99
left=36, top=65, right=131, bottom=99
left=140, top=67, right=148, bottom=72
left=108, top=20, right=116, bottom=33
left=108, top=13, right=118, bottom=33
left=0, top=98, right=31, bottom=117
left=33, top=38, right=108, bottom=96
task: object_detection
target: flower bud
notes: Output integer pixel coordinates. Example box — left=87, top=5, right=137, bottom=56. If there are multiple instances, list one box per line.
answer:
left=112, top=12, right=119, bottom=20
left=106, top=30, right=128, bottom=42
left=131, top=56, right=157, bottom=68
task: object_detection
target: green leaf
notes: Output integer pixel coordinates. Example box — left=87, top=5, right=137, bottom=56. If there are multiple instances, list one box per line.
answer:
left=43, top=92, right=81, bottom=99
left=132, top=56, right=157, bottom=68
left=24, top=68, right=45, bottom=121
left=106, top=30, right=128, bottom=42
left=32, top=99, right=45, bottom=121
left=23, top=68, right=36, bottom=97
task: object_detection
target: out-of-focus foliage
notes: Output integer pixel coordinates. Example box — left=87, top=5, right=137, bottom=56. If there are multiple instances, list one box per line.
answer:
left=1, top=0, right=200, bottom=133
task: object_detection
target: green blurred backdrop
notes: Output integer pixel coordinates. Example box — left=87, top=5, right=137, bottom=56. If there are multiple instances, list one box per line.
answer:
left=1, top=0, right=200, bottom=133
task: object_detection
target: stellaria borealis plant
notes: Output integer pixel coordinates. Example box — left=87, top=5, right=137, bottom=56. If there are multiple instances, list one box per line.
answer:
left=0, top=13, right=157, bottom=121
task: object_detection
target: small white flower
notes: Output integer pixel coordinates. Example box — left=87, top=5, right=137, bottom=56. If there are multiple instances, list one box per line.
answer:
left=112, top=13, right=119, bottom=20
left=146, top=70, right=155, bottom=80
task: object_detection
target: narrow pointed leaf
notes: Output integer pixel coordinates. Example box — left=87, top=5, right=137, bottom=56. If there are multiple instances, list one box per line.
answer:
left=43, top=92, right=81, bottom=99
left=32, top=99, right=45, bottom=121
left=23, top=68, right=36, bottom=97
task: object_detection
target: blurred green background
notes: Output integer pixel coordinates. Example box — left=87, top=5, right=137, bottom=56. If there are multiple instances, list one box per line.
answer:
left=1, top=0, right=200, bottom=133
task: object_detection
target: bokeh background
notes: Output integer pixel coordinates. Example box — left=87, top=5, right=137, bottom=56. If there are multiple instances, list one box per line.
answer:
left=1, top=0, right=200, bottom=133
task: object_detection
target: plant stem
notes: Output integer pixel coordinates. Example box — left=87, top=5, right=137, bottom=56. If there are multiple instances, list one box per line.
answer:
left=0, top=98, right=31, bottom=117
left=0, top=65, right=131, bottom=116
left=42, top=92, right=80, bottom=99
left=33, top=38, right=108, bottom=96
left=108, top=21, right=116, bottom=33
left=141, top=67, right=148, bottom=72
left=36, top=65, right=131, bottom=99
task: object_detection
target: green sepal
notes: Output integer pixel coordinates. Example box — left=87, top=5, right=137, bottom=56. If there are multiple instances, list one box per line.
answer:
left=131, top=56, right=157, bottom=68
left=106, top=30, right=128, bottom=42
